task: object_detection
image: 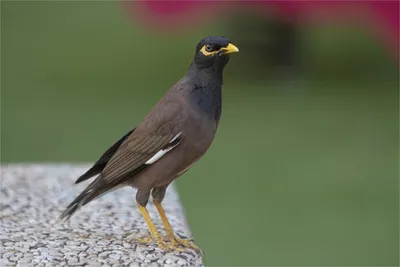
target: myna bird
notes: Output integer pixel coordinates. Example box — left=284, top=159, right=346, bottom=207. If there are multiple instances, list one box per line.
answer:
left=60, top=36, right=239, bottom=253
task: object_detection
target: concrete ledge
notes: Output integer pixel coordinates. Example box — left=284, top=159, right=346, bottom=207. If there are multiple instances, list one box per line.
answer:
left=0, top=164, right=203, bottom=267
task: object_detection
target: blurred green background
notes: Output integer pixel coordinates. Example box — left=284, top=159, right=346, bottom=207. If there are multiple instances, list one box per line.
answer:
left=1, top=1, right=398, bottom=266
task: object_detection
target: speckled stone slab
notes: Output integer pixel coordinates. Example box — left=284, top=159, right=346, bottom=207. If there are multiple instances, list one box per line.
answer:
left=0, top=164, right=203, bottom=267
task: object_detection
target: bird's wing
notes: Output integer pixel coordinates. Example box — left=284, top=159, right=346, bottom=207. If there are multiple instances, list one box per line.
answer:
left=99, top=97, right=187, bottom=187
left=75, top=128, right=136, bottom=184
left=60, top=130, right=183, bottom=221
left=99, top=131, right=183, bottom=187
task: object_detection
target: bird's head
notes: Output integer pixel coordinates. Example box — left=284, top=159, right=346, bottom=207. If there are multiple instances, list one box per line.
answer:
left=193, top=36, right=239, bottom=70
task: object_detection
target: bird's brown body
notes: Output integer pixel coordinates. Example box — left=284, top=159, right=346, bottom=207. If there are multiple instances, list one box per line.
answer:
left=60, top=36, right=238, bottom=254
left=122, top=77, right=218, bottom=205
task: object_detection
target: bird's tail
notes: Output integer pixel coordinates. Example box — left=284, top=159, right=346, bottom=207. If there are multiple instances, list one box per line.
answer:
left=59, top=179, right=100, bottom=221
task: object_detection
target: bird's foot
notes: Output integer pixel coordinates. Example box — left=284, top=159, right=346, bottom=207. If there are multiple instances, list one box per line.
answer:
left=135, top=234, right=202, bottom=254
left=136, top=234, right=153, bottom=244
left=161, top=234, right=203, bottom=256
left=136, top=234, right=186, bottom=253
left=171, top=236, right=203, bottom=256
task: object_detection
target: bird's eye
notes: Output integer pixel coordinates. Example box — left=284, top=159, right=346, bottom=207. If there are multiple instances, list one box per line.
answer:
left=205, top=44, right=213, bottom=52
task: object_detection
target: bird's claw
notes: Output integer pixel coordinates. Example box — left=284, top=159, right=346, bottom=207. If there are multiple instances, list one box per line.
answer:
left=172, top=237, right=204, bottom=256
left=135, top=234, right=184, bottom=252
left=135, top=234, right=202, bottom=255
left=136, top=235, right=153, bottom=244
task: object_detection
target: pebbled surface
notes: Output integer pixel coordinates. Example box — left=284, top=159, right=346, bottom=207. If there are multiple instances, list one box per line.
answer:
left=0, top=164, right=203, bottom=267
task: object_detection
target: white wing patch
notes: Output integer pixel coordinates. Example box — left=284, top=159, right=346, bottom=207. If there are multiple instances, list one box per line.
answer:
left=145, top=132, right=182, bottom=165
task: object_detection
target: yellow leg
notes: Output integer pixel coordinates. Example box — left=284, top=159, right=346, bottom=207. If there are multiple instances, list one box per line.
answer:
left=154, top=200, right=175, bottom=237
left=154, top=200, right=202, bottom=254
left=137, top=203, right=167, bottom=250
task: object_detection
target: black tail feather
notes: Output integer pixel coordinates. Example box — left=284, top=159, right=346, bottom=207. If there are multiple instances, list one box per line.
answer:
left=74, top=165, right=105, bottom=185
left=60, top=181, right=98, bottom=221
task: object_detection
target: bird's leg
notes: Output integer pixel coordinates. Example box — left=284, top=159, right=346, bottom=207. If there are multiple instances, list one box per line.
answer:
left=153, top=200, right=175, bottom=238
left=152, top=187, right=202, bottom=254
left=153, top=200, right=202, bottom=253
left=134, top=189, right=172, bottom=250
left=136, top=202, right=168, bottom=250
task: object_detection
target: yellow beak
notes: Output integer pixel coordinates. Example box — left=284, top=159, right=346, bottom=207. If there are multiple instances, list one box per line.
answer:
left=220, top=43, right=239, bottom=55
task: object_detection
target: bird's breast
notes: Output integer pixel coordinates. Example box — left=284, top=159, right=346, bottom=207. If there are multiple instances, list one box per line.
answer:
left=183, top=112, right=218, bottom=155
left=188, top=84, right=222, bottom=123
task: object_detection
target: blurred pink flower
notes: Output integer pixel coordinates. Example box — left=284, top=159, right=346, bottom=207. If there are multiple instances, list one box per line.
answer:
left=124, top=0, right=399, bottom=60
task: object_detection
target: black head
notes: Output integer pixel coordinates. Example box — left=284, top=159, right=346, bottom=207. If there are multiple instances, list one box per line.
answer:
left=193, top=36, right=239, bottom=70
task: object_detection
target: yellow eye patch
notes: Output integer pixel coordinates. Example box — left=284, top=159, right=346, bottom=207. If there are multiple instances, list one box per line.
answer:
left=200, top=45, right=219, bottom=56
left=200, top=43, right=239, bottom=56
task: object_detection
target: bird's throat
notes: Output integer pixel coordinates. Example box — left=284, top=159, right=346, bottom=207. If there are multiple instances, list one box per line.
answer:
left=187, top=61, right=224, bottom=84
left=186, top=61, right=225, bottom=122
